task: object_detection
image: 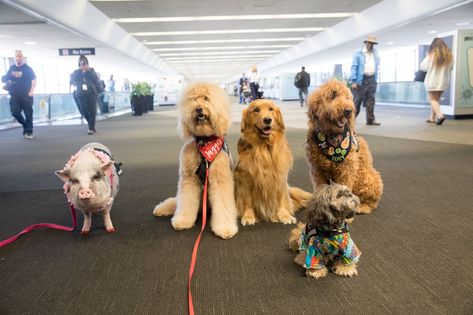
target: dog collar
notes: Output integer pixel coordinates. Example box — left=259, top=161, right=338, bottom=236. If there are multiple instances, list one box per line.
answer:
left=313, top=126, right=358, bottom=163
left=305, top=222, right=349, bottom=238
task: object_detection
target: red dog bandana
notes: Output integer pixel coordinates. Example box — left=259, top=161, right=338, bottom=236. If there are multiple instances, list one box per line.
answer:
left=196, top=136, right=225, bottom=163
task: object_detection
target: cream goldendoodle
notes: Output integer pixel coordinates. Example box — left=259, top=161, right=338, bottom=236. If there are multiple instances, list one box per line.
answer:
left=152, top=83, right=238, bottom=239
left=305, top=80, right=383, bottom=213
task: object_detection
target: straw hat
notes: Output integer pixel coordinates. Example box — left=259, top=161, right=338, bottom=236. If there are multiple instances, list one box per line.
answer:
left=363, top=35, right=378, bottom=44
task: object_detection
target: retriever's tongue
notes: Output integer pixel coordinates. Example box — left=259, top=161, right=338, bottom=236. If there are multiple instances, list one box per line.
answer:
left=263, top=127, right=271, bottom=135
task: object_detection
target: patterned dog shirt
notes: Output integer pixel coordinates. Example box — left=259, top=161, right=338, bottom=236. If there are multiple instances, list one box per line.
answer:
left=299, top=223, right=361, bottom=270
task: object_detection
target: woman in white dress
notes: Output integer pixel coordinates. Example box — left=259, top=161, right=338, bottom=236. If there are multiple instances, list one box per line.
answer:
left=420, top=38, right=454, bottom=125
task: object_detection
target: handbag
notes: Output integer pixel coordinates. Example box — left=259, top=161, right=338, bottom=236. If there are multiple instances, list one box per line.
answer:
left=414, top=70, right=427, bottom=82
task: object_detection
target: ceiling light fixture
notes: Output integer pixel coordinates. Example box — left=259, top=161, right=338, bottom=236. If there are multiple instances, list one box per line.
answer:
left=427, top=30, right=438, bottom=34
left=163, top=55, right=271, bottom=61
left=145, top=37, right=305, bottom=45
left=152, top=45, right=291, bottom=52
left=159, top=50, right=280, bottom=57
left=114, top=13, right=356, bottom=23
left=133, top=27, right=325, bottom=36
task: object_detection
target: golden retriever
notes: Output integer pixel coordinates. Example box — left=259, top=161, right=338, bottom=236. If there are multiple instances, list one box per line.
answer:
left=152, top=83, right=238, bottom=239
left=305, top=80, right=383, bottom=213
left=234, top=99, right=312, bottom=225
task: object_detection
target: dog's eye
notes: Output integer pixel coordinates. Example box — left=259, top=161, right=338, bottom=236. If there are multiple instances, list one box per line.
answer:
left=268, top=107, right=273, bottom=111
left=254, top=107, right=260, bottom=112
left=204, top=96, right=209, bottom=101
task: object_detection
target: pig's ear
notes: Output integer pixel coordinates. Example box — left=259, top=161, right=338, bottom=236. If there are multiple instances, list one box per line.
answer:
left=101, top=161, right=114, bottom=172
left=55, top=169, right=70, bottom=182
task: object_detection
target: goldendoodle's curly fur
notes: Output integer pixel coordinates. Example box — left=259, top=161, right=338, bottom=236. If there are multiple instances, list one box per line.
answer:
left=305, top=80, right=383, bottom=213
left=152, top=83, right=238, bottom=239
left=234, top=99, right=312, bottom=225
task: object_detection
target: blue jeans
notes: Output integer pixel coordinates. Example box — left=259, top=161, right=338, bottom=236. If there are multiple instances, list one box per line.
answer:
left=10, top=95, right=33, bottom=134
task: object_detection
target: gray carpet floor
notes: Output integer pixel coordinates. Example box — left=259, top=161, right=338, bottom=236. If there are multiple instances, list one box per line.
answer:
left=0, top=112, right=472, bottom=314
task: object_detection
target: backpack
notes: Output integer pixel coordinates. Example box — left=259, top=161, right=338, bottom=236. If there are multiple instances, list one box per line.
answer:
left=294, top=73, right=302, bottom=88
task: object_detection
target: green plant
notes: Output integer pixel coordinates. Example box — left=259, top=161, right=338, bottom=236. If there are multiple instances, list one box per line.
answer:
left=131, top=82, right=153, bottom=96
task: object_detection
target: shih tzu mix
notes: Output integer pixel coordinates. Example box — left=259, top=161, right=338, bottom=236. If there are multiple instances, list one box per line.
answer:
left=289, top=183, right=361, bottom=279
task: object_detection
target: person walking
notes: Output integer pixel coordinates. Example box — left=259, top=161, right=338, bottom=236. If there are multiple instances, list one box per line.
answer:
left=350, top=35, right=381, bottom=125
left=70, top=55, right=101, bottom=134
left=420, top=38, right=453, bottom=125
left=249, top=65, right=260, bottom=100
left=1, top=50, right=36, bottom=139
left=238, top=73, right=247, bottom=104
left=294, top=66, right=310, bottom=107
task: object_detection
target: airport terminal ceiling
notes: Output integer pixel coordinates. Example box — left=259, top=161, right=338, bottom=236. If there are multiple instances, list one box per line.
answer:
left=0, top=0, right=473, bottom=84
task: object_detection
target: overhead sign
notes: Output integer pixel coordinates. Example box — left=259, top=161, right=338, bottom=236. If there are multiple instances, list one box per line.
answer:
left=58, top=48, right=95, bottom=56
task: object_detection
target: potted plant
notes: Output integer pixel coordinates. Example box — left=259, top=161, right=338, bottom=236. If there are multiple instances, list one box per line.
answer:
left=131, top=82, right=146, bottom=116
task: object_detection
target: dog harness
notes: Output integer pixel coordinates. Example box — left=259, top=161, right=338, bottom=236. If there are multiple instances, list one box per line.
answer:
left=299, top=222, right=361, bottom=270
left=313, top=126, right=359, bottom=163
left=194, top=135, right=229, bottom=183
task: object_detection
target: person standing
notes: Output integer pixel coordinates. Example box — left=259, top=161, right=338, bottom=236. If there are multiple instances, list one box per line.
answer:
left=420, top=38, right=453, bottom=125
left=294, top=66, right=310, bottom=107
left=1, top=50, right=36, bottom=139
left=70, top=55, right=101, bottom=134
left=108, top=74, right=115, bottom=92
left=238, top=73, right=247, bottom=104
left=351, top=35, right=381, bottom=125
left=248, top=65, right=260, bottom=100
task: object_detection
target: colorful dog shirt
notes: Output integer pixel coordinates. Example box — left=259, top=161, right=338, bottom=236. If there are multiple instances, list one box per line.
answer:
left=299, top=223, right=361, bottom=270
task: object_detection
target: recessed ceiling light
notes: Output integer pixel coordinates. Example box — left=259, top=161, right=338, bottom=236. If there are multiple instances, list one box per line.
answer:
left=133, top=28, right=325, bottom=36
left=428, top=30, right=438, bottom=34
left=159, top=50, right=281, bottom=57
left=24, top=41, right=36, bottom=45
left=456, top=22, right=470, bottom=26
left=115, top=13, right=356, bottom=23
left=386, top=41, right=394, bottom=45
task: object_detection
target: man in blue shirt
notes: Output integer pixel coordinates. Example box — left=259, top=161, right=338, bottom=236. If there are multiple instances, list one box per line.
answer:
left=2, top=50, right=37, bottom=138
left=350, top=35, right=380, bottom=126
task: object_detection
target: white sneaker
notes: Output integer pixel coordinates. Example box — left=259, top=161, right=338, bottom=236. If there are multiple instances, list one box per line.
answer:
left=24, top=133, right=34, bottom=139
left=88, top=130, right=94, bottom=135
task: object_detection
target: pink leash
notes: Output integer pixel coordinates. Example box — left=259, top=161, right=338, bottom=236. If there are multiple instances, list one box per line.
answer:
left=0, top=204, right=77, bottom=247
left=188, top=165, right=209, bottom=315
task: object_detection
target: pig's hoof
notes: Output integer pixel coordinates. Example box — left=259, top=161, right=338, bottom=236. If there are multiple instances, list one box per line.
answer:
left=80, top=230, right=90, bottom=235
left=106, top=228, right=115, bottom=233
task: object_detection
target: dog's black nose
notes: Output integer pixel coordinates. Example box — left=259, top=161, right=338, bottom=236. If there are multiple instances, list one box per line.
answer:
left=344, top=109, right=352, bottom=118
left=263, top=117, right=272, bottom=124
left=196, top=107, right=203, bottom=114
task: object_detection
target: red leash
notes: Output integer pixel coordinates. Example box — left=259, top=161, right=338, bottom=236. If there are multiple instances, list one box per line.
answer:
left=188, top=165, right=209, bottom=315
left=0, top=204, right=77, bottom=247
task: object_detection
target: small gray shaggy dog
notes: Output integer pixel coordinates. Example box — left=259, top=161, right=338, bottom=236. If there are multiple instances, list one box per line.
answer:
left=289, top=183, right=362, bottom=279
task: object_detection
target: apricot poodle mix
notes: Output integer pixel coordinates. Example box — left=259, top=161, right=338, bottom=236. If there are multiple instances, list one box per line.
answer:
left=305, top=80, right=383, bottom=213
left=152, top=83, right=238, bottom=239
left=234, top=99, right=311, bottom=225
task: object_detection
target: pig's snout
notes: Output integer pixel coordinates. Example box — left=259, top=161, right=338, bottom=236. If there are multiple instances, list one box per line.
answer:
left=78, top=188, right=95, bottom=200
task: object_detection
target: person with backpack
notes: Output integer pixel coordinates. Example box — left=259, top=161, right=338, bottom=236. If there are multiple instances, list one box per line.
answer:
left=294, top=66, right=310, bottom=107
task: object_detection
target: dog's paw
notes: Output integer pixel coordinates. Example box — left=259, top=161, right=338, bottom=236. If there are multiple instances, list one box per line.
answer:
left=356, top=203, right=373, bottom=214
left=212, top=223, right=238, bottom=240
left=153, top=198, right=177, bottom=216
left=241, top=214, right=257, bottom=226
left=306, top=267, right=328, bottom=279
left=294, top=252, right=306, bottom=266
left=278, top=211, right=297, bottom=225
left=345, top=217, right=354, bottom=224
left=333, top=263, right=358, bottom=277
left=171, top=216, right=195, bottom=230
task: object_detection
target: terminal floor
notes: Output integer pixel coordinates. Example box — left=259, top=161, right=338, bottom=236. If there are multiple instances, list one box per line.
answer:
left=0, top=101, right=472, bottom=314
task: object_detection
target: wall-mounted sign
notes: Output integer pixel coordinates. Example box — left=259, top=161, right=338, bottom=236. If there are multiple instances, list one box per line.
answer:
left=58, top=48, right=95, bottom=56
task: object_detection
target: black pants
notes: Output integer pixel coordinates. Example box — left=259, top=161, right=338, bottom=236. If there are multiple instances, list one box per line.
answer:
left=79, top=92, right=97, bottom=130
left=250, top=82, right=259, bottom=100
left=10, top=95, right=33, bottom=134
left=298, top=86, right=308, bottom=105
left=354, top=75, right=377, bottom=123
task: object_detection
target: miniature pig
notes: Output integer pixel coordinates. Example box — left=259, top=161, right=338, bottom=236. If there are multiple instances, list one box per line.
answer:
left=55, top=142, right=120, bottom=234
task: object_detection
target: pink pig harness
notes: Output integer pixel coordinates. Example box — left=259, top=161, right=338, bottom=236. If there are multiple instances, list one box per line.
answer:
left=0, top=148, right=116, bottom=248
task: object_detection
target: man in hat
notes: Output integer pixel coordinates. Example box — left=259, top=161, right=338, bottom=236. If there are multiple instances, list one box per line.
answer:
left=350, top=35, right=381, bottom=125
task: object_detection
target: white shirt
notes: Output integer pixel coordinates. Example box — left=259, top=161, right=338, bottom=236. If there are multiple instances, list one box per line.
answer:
left=363, top=47, right=375, bottom=75
left=249, top=71, right=260, bottom=84
left=420, top=54, right=453, bottom=91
